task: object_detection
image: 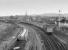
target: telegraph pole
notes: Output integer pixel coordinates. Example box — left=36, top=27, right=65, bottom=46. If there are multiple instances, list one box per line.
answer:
left=58, top=9, right=63, bottom=28
left=59, top=10, right=62, bottom=17
left=25, top=10, right=28, bottom=16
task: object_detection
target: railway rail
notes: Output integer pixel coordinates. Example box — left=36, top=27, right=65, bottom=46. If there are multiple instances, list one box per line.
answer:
left=0, top=20, right=68, bottom=50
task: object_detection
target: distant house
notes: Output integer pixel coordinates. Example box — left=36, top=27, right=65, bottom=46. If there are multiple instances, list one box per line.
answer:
left=56, top=17, right=68, bottom=27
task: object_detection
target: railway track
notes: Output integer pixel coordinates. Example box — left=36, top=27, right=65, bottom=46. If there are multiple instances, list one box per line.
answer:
left=2, top=21, right=68, bottom=50
left=49, top=35, right=67, bottom=50
left=28, top=22, right=67, bottom=50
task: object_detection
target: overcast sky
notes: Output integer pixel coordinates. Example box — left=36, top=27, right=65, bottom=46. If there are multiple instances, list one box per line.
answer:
left=0, top=0, right=68, bottom=16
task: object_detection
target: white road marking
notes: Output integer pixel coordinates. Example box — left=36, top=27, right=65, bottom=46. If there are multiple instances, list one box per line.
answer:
left=13, top=47, right=20, bottom=50
left=12, top=36, right=16, bottom=39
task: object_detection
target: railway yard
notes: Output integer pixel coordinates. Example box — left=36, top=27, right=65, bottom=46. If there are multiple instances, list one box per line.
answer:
left=0, top=16, right=68, bottom=50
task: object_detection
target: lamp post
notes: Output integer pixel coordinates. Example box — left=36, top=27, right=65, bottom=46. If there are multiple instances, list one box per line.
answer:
left=58, top=10, right=62, bottom=27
